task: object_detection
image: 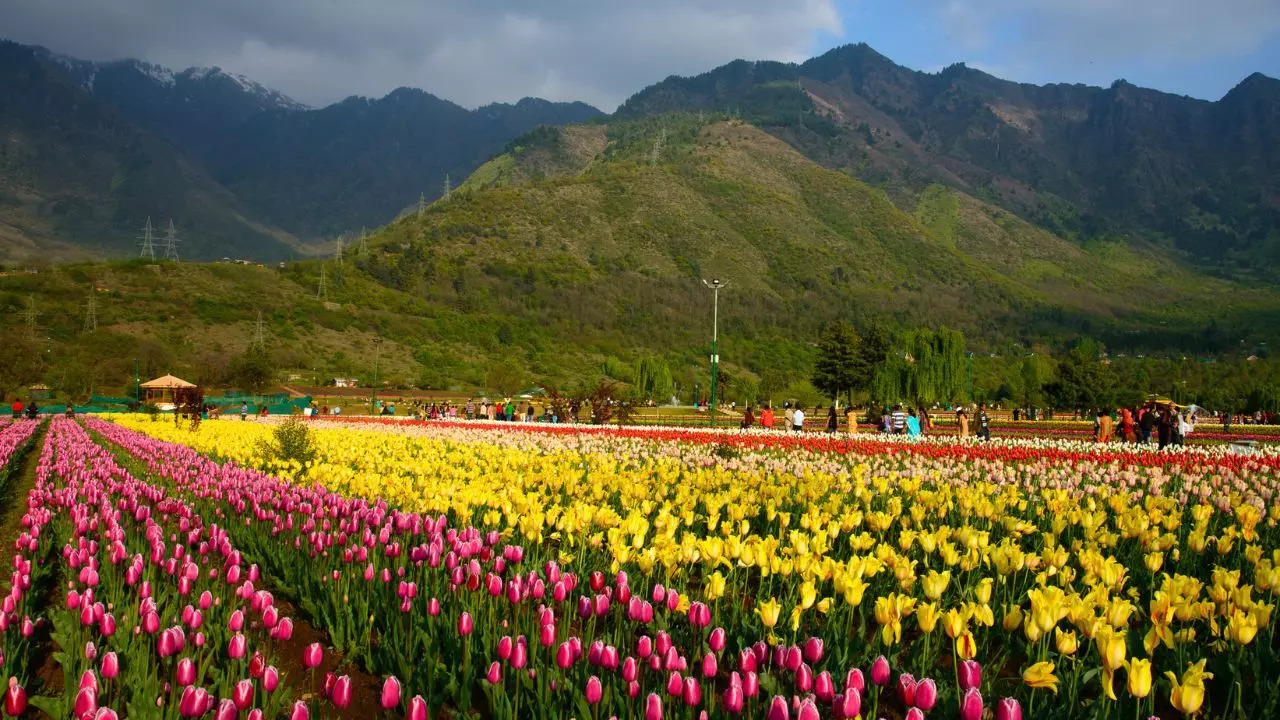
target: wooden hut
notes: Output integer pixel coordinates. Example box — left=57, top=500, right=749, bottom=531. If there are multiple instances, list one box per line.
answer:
left=140, top=375, right=197, bottom=408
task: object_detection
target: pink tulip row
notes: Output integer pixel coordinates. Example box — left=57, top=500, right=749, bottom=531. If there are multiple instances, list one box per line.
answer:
left=0, top=419, right=37, bottom=478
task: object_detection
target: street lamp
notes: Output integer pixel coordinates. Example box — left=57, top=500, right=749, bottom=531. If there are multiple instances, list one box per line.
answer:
left=967, top=351, right=974, bottom=405
left=370, top=337, right=383, bottom=416
left=701, top=278, right=728, bottom=427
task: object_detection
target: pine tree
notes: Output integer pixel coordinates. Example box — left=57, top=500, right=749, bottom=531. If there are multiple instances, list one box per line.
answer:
left=812, top=322, right=861, bottom=405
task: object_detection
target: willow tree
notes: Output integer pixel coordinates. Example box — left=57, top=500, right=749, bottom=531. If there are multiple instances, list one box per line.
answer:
left=633, top=355, right=674, bottom=402
left=871, top=327, right=966, bottom=406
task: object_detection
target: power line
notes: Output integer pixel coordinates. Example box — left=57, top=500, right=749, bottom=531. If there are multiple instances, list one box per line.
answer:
left=253, top=310, right=267, bottom=346
left=139, top=217, right=156, bottom=260
left=163, top=218, right=180, bottom=262
left=442, top=174, right=452, bottom=199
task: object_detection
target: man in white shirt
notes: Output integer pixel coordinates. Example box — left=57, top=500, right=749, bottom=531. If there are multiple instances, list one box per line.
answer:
left=792, top=407, right=805, bottom=432
left=891, top=405, right=907, bottom=434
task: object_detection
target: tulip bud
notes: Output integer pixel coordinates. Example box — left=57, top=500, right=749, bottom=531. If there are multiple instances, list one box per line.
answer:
left=233, top=680, right=254, bottom=710
left=766, top=695, right=790, bottom=720
left=905, top=708, right=926, bottom=720
left=3, top=681, right=27, bottom=718
left=457, top=612, right=473, bottom=636
left=995, top=697, right=1023, bottom=720
left=229, top=633, right=247, bottom=660
left=742, top=671, right=759, bottom=698
left=896, top=672, right=917, bottom=706
left=101, top=652, right=119, bottom=679
left=802, top=637, right=824, bottom=664
left=586, top=676, right=603, bottom=705
left=708, top=627, right=726, bottom=653
left=263, top=666, right=279, bottom=693
left=871, top=656, right=890, bottom=686
left=796, top=698, right=820, bottom=720
left=381, top=676, right=402, bottom=710
left=302, top=643, right=323, bottom=669
left=175, top=658, right=196, bottom=687
left=289, top=700, right=309, bottom=720
left=723, top=684, right=744, bottom=714
left=407, top=695, right=428, bottom=720
left=960, top=688, right=983, bottom=720
left=914, top=678, right=938, bottom=712
left=645, top=692, right=663, bottom=720
left=840, top=688, right=861, bottom=718
left=958, top=660, right=982, bottom=690
left=682, top=677, right=702, bottom=707
left=623, top=656, right=639, bottom=683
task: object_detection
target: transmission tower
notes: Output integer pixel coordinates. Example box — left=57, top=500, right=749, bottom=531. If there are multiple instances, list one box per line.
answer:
left=358, top=229, right=369, bottom=258
left=316, top=264, right=328, bottom=301
left=417, top=193, right=426, bottom=218
left=23, top=295, right=37, bottom=342
left=335, top=237, right=344, bottom=266
left=163, top=218, right=180, bottom=261
left=649, top=128, right=667, bottom=166
left=442, top=174, right=452, bottom=199
left=139, top=217, right=156, bottom=260
left=83, top=292, right=98, bottom=332
left=253, top=310, right=267, bottom=346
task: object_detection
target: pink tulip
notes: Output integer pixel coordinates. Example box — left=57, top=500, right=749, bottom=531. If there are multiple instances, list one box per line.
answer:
left=897, top=673, right=917, bottom=706
left=796, top=698, right=820, bottom=720
left=709, top=627, right=726, bottom=653
left=840, top=688, right=861, bottom=718
left=915, top=678, right=938, bottom=712
left=289, top=700, right=309, bottom=720
left=743, top=671, right=759, bottom=698
left=556, top=642, right=574, bottom=669
left=682, top=677, right=702, bottom=707
left=623, top=656, right=639, bottom=683
left=638, top=636, right=653, bottom=658
left=645, top=693, right=663, bottom=720
left=667, top=671, right=683, bottom=697
left=175, top=658, right=197, bottom=687
left=381, top=676, right=402, bottom=710
left=803, top=637, right=824, bottom=664
left=845, top=667, right=865, bottom=694
left=486, top=662, right=502, bottom=684
left=586, top=676, right=603, bottom=704
left=233, top=680, right=254, bottom=710
left=273, top=618, right=293, bottom=641
left=960, top=688, right=983, bottom=720
left=785, top=646, right=802, bottom=671
left=99, top=614, right=117, bottom=637
left=214, top=699, right=237, bottom=720
left=229, top=633, right=247, bottom=660
left=457, top=612, right=473, bottom=636
left=796, top=663, right=813, bottom=692
left=539, top=623, right=555, bottom=648
left=249, top=653, right=265, bottom=679
left=94, top=709, right=118, bottom=720
left=263, top=667, right=279, bottom=693
left=905, top=708, right=926, bottom=720
left=766, top=695, right=790, bottom=720
left=723, top=685, right=744, bottom=714
left=101, top=652, right=119, bottom=679
left=4, top=681, right=27, bottom=717
left=427, top=598, right=440, bottom=616
left=74, top=686, right=97, bottom=718
left=302, top=643, right=323, bottom=669
left=958, top=660, right=981, bottom=690
left=815, top=671, right=835, bottom=702
left=995, top=697, right=1023, bottom=720
left=702, top=652, right=717, bottom=678
left=871, top=656, right=890, bottom=686
left=407, top=694, right=428, bottom=720
left=229, top=610, right=245, bottom=632
left=247, top=711, right=263, bottom=720
left=498, top=636, right=513, bottom=661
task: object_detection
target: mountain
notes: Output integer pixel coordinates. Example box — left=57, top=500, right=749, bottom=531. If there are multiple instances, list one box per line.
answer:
left=616, top=44, right=1280, bottom=276
left=208, top=91, right=602, bottom=238
left=0, top=40, right=602, bottom=259
left=0, top=41, right=300, bottom=261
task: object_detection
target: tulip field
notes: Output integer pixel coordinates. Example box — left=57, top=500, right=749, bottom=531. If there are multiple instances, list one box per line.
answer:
left=1, top=416, right=1279, bottom=720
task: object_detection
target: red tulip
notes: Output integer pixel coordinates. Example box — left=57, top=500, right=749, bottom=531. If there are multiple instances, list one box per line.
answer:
left=233, top=680, right=254, bottom=710
left=3, top=680, right=26, bottom=717
left=796, top=663, right=813, bottom=692
left=995, top=697, right=1023, bottom=720
left=785, top=646, right=802, bottom=672
left=302, top=643, right=323, bottom=669
left=915, top=678, right=938, bottom=712
left=586, top=676, right=603, bottom=704
left=871, top=656, right=890, bottom=686
left=247, top=711, right=263, bottom=720
left=958, top=660, right=981, bottom=690
left=498, top=636, right=513, bottom=661
left=406, top=694, right=428, bottom=720
left=381, top=676, right=402, bottom=710
left=897, top=672, right=917, bottom=706
left=960, top=688, right=983, bottom=720
left=248, top=652, right=265, bottom=678
left=556, top=642, right=574, bottom=669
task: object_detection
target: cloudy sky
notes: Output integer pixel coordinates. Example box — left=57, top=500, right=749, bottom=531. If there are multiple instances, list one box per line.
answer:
left=3, top=0, right=1277, bottom=110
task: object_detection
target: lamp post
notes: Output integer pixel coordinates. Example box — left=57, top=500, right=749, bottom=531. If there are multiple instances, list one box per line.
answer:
left=370, top=337, right=383, bottom=416
left=967, top=351, right=974, bottom=405
left=702, top=279, right=727, bottom=427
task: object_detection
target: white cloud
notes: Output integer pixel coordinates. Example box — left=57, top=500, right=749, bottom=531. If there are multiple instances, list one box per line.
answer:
left=0, top=0, right=844, bottom=110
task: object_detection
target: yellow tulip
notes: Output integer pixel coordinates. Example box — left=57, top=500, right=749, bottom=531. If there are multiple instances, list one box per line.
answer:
left=1054, top=628, right=1078, bottom=656
left=1144, top=552, right=1164, bottom=573
left=755, top=598, right=781, bottom=629
left=799, top=580, right=817, bottom=610
left=956, top=631, right=977, bottom=660
left=917, top=602, right=940, bottom=634
left=921, top=570, right=951, bottom=600
left=942, top=608, right=967, bottom=639
left=1165, top=660, right=1213, bottom=716
left=1022, top=661, right=1059, bottom=694
left=1003, top=605, right=1024, bottom=632
left=1126, top=658, right=1152, bottom=699
left=975, top=577, right=993, bottom=605
left=1227, top=609, right=1258, bottom=645
left=704, top=572, right=726, bottom=601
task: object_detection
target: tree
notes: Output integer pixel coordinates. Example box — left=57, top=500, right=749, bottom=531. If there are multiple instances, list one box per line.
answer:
left=633, top=355, right=673, bottom=402
left=1044, top=344, right=1110, bottom=414
left=853, top=323, right=892, bottom=392
left=485, top=361, right=526, bottom=397
left=227, top=345, right=276, bottom=394
left=1019, top=356, right=1045, bottom=408
left=812, top=322, right=860, bottom=404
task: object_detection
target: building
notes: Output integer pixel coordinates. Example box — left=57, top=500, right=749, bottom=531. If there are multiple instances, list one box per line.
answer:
left=140, top=374, right=197, bottom=409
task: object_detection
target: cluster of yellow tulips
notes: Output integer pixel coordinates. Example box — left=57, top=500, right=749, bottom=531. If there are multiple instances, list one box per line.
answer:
left=109, top=415, right=1280, bottom=718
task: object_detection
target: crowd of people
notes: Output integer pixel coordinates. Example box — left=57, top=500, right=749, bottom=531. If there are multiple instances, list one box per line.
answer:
left=1093, top=403, right=1197, bottom=449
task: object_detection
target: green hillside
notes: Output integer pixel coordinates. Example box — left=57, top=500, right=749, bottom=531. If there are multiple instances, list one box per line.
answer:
left=2, top=115, right=1277, bottom=404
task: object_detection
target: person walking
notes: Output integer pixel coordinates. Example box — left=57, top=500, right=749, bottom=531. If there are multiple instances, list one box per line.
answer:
left=1120, top=408, right=1136, bottom=443
left=957, top=407, right=970, bottom=438
left=792, top=405, right=805, bottom=433
left=825, top=405, right=838, bottom=434
left=240, top=401, right=249, bottom=421
left=783, top=403, right=795, bottom=432
left=10, top=399, right=23, bottom=418
left=976, top=403, right=991, bottom=441
left=919, top=407, right=931, bottom=436
left=760, top=404, right=775, bottom=430
left=844, top=405, right=857, bottom=435
left=1156, top=406, right=1174, bottom=449
left=905, top=409, right=921, bottom=437
left=1139, top=406, right=1156, bottom=445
